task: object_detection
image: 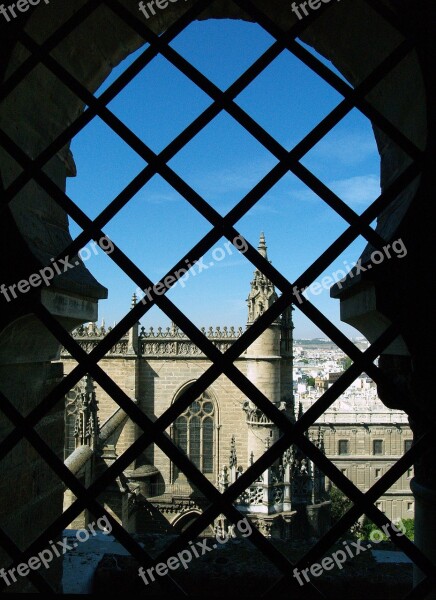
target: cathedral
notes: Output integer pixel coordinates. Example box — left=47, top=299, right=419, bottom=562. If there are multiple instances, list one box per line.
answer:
left=62, top=234, right=330, bottom=539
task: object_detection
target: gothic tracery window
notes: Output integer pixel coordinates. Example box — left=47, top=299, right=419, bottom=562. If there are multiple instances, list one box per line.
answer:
left=173, top=391, right=215, bottom=479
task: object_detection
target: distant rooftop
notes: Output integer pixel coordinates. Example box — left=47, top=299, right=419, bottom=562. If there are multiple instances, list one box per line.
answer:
left=297, top=388, right=409, bottom=424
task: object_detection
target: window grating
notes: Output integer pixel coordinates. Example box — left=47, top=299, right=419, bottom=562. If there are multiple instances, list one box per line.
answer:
left=0, top=0, right=433, bottom=597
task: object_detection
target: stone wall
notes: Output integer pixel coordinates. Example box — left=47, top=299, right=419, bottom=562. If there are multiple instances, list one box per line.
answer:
left=62, top=353, right=250, bottom=492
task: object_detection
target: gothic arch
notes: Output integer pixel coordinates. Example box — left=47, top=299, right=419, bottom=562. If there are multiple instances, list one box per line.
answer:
left=171, top=509, right=214, bottom=536
left=173, top=380, right=220, bottom=420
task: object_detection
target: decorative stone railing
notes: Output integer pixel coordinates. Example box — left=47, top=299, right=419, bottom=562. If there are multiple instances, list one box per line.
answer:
left=61, top=325, right=244, bottom=357
left=60, top=338, right=129, bottom=356
left=141, top=325, right=243, bottom=339
left=238, top=482, right=286, bottom=506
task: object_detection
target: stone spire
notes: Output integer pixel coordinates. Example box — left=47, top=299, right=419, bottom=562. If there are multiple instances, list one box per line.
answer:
left=258, top=231, right=267, bottom=258
left=247, top=233, right=278, bottom=325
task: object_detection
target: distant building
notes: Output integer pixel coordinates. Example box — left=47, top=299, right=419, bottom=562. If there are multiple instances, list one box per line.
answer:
left=297, top=381, right=414, bottom=522
left=314, top=372, right=342, bottom=391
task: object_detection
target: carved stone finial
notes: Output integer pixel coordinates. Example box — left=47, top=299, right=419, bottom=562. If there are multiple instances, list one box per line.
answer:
left=73, top=375, right=99, bottom=449
left=218, top=465, right=230, bottom=492
left=283, top=447, right=293, bottom=467
left=229, top=435, right=238, bottom=468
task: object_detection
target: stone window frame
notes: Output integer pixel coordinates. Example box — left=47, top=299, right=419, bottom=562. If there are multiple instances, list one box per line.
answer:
left=373, top=439, right=384, bottom=455
left=404, top=439, right=413, bottom=454
left=0, top=0, right=434, bottom=596
left=172, top=390, right=216, bottom=480
left=338, top=439, right=350, bottom=456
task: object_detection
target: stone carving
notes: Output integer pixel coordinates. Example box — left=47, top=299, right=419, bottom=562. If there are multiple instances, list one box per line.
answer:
left=62, top=323, right=243, bottom=357
left=239, top=485, right=264, bottom=505
left=66, top=375, right=100, bottom=449
left=242, top=401, right=275, bottom=427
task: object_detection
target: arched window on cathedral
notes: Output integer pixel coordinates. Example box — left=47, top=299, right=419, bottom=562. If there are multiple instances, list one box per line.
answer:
left=173, top=391, right=215, bottom=480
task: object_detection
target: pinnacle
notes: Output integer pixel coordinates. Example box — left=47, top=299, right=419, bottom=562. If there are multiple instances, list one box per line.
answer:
left=258, top=231, right=268, bottom=259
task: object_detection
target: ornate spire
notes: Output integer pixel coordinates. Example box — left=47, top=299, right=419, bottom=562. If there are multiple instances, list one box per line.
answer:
left=247, top=232, right=277, bottom=324
left=131, top=292, right=137, bottom=309
left=258, top=231, right=267, bottom=259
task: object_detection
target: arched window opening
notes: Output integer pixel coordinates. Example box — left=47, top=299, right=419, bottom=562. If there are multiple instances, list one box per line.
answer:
left=173, top=391, right=216, bottom=480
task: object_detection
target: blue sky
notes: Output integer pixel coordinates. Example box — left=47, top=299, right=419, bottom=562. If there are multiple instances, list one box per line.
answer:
left=66, top=18, right=381, bottom=339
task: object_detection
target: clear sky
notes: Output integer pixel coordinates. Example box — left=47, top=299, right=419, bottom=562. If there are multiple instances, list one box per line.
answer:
left=66, top=17, right=380, bottom=339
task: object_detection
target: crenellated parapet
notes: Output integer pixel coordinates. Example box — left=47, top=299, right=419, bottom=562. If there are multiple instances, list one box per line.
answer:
left=61, top=323, right=244, bottom=358
left=73, top=323, right=111, bottom=337
left=139, top=325, right=243, bottom=356
left=60, top=333, right=128, bottom=356
left=140, top=325, right=243, bottom=339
